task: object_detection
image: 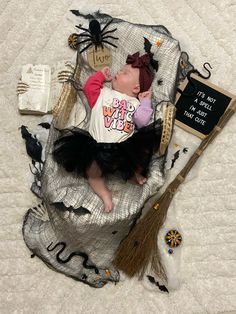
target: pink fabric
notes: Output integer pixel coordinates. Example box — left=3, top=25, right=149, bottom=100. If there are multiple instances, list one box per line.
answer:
left=83, top=71, right=106, bottom=108
left=83, top=71, right=153, bottom=128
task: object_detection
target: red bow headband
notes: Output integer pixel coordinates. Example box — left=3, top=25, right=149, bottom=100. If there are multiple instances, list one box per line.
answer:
left=126, top=52, right=154, bottom=93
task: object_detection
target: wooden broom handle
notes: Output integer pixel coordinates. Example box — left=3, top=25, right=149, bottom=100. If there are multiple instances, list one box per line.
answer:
left=153, top=99, right=236, bottom=209
left=180, top=99, right=236, bottom=179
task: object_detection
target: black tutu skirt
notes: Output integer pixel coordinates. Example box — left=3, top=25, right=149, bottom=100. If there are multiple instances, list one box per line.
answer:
left=52, top=121, right=162, bottom=180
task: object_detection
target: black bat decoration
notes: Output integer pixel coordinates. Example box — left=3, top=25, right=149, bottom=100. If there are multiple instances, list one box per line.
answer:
left=70, top=10, right=114, bottom=22
left=144, top=37, right=152, bottom=53
left=183, top=147, right=188, bottom=154
left=70, top=10, right=94, bottom=19
left=38, top=122, right=51, bottom=129
left=170, top=149, right=180, bottom=169
left=147, top=275, right=169, bottom=293
left=143, top=37, right=159, bottom=72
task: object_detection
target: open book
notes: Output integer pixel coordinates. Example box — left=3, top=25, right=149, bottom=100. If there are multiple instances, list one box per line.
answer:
left=17, top=61, right=75, bottom=115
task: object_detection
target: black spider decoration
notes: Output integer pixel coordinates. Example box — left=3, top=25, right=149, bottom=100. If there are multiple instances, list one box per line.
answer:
left=68, top=19, right=118, bottom=53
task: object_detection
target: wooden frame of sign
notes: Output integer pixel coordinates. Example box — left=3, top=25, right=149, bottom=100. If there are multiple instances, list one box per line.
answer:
left=175, top=73, right=236, bottom=139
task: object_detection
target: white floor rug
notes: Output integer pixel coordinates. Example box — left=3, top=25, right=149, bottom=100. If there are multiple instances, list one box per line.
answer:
left=1, top=0, right=236, bottom=313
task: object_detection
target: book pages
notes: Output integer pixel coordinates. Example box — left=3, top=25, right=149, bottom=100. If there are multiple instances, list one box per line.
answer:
left=18, top=61, right=74, bottom=115
left=18, top=64, right=51, bottom=114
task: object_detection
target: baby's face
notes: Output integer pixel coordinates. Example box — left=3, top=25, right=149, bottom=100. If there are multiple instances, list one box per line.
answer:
left=112, top=64, right=140, bottom=97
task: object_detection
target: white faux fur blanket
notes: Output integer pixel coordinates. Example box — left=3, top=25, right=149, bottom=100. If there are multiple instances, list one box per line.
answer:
left=1, top=0, right=236, bottom=313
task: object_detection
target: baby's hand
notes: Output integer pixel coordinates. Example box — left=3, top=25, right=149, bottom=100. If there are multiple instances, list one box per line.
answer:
left=101, top=66, right=112, bottom=81
left=138, top=90, right=152, bottom=101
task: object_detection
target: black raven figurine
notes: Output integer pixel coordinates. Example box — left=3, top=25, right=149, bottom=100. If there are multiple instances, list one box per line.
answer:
left=20, top=125, right=42, bottom=162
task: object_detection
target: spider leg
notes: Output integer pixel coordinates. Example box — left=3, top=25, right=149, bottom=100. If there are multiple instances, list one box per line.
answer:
left=78, top=34, right=92, bottom=38
left=101, top=19, right=114, bottom=33
left=102, top=35, right=119, bottom=40
left=77, top=38, right=92, bottom=45
left=76, top=25, right=91, bottom=33
left=101, top=40, right=118, bottom=48
left=102, top=28, right=117, bottom=36
left=79, top=43, right=93, bottom=54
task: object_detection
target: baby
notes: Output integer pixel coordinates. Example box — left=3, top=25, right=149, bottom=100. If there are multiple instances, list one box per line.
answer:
left=53, top=52, right=160, bottom=213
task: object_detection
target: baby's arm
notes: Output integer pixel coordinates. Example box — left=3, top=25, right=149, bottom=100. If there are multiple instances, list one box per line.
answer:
left=133, top=91, right=153, bottom=128
left=83, top=67, right=112, bottom=108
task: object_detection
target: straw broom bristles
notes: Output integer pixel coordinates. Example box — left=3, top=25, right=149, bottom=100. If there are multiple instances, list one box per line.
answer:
left=113, top=99, right=236, bottom=279
left=113, top=175, right=183, bottom=280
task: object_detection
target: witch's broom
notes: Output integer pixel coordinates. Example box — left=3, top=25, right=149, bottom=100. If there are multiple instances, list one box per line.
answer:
left=113, top=99, right=236, bottom=280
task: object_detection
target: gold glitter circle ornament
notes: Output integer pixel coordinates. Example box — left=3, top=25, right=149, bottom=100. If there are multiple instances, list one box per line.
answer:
left=165, top=229, right=182, bottom=248
left=68, top=33, right=79, bottom=50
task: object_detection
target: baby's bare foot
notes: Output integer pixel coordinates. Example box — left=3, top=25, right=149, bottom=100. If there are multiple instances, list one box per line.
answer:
left=135, top=173, right=147, bottom=185
left=102, top=191, right=113, bottom=213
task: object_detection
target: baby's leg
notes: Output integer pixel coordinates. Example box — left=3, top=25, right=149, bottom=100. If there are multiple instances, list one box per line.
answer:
left=129, top=165, right=147, bottom=185
left=87, top=161, right=113, bottom=212
left=134, top=172, right=147, bottom=185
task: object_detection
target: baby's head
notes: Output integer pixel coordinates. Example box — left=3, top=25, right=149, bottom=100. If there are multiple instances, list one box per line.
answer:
left=112, top=52, right=154, bottom=97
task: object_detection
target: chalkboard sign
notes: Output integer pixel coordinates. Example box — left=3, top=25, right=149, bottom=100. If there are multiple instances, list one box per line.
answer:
left=175, top=74, right=235, bottom=138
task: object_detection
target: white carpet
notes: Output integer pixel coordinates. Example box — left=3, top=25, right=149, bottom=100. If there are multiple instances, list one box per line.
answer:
left=1, top=0, right=236, bottom=313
